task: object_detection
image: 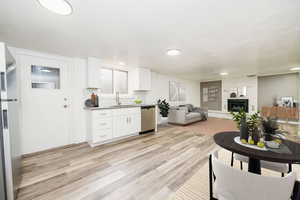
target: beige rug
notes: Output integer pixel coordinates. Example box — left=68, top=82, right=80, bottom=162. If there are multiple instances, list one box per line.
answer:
left=169, top=148, right=300, bottom=200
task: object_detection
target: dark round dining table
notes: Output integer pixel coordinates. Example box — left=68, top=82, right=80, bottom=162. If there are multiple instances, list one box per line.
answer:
left=214, top=131, right=300, bottom=174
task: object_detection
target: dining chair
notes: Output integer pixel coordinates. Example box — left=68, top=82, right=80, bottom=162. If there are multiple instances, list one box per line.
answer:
left=231, top=152, right=292, bottom=176
left=209, top=151, right=299, bottom=200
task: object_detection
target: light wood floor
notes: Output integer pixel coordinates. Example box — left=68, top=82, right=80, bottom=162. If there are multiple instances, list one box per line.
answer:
left=17, top=126, right=216, bottom=200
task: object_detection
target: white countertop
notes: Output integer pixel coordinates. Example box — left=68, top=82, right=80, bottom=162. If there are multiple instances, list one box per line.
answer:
left=84, top=104, right=156, bottom=110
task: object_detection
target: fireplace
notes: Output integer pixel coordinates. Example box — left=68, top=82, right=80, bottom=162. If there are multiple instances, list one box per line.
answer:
left=228, top=99, right=249, bottom=113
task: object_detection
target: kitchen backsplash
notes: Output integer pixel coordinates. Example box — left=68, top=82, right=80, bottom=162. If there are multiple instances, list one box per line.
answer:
left=84, top=89, right=148, bottom=107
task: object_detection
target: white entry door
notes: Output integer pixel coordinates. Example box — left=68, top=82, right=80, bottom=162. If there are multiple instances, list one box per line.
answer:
left=20, top=54, right=70, bottom=154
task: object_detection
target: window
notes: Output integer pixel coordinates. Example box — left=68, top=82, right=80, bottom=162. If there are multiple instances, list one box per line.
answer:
left=100, top=68, right=128, bottom=94
left=100, top=68, right=113, bottom=94
left=31, top=65, right=60, bottom=89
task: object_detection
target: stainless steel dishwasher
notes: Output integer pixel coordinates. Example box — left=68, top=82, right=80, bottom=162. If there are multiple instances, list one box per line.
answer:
left=140, top=105, right=156, bottom=134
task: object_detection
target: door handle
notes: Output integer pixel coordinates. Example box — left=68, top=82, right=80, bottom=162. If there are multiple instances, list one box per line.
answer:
left=0, top=72, right=6, bottom=91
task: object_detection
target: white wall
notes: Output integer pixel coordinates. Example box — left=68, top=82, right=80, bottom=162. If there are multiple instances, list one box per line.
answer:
left=222, top=76, right=258, bottom=114
left=134, top=72, right=200, bottom=107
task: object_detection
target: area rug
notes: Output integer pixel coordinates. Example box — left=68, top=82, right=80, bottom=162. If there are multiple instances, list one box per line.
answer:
left=169, top=148, right=300, bottom=200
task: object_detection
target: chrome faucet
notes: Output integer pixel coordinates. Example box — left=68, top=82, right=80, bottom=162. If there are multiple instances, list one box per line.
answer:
left=116, top=92, right=121, bottom=105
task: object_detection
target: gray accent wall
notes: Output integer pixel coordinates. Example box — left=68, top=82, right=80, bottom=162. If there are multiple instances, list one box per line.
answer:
left=258, top=73, right=299, bottom=109
left=200, top=80, right=222, bottom=111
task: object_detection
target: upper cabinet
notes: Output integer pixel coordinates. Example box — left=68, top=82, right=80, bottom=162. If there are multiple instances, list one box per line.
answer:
left=132, top=68, right=151, bottom=91
left=87, top=57, right=101, bottom=88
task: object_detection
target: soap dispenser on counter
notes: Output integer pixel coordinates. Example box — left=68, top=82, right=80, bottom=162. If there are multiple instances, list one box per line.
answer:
left=91, top=92, right=99, bottom=107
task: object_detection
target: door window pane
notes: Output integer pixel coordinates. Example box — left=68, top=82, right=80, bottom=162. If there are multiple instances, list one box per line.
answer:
left=100, top=68, right=113, bottom=94
left=31, top=65, right=60, bottom=89
left=114, top=70, right=128, bottom=94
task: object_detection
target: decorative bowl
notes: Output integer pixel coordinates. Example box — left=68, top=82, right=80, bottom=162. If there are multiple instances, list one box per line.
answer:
left=265, top=141, right=280, bottom=149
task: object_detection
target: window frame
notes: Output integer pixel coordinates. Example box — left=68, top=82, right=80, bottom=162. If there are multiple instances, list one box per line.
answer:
left=100, top=67, right=129, bottom=95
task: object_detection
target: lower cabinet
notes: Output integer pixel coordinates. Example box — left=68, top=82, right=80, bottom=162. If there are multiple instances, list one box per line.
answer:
left=113, top=114, right=141, bottom=138
left=87, top=107, right=141, bottom=146
left=92, top=129, right=113, bottom=143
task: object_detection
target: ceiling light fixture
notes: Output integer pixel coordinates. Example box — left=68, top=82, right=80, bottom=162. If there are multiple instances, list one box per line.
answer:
left=220, top=72, right=228, bottom=76
left=290, top=67, right=300, bottom=71
left=166, top=49, right=181, bottom=56
left=37, top=0, right=73, bottom=15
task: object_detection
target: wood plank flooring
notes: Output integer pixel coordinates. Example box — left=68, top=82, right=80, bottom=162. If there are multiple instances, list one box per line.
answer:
left=17, top=126, right=216, bottom=200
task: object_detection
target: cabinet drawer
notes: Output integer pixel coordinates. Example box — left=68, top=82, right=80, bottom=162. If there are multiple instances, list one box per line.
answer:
left=93, top=129, right=112, bottom=143
left=92, top=110, right=112, bottom=119
left=92, top=118, right=113, bottom=130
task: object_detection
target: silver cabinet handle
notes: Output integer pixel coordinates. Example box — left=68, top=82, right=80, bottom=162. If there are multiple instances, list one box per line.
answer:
left=100, top=123, right=106, bottom=126
left=2, top=99, right=17, bottom=102
left=2, top=109, right=7, bottom=129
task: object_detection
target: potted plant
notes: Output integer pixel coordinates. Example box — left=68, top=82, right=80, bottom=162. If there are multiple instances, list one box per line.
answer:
left=262, top=117, right=278, bottom=141
left=157, top=99, right=170, bottom=119
left=247, top=112, right=261, bottom=145
left=231, top=109, right=249, bottom=140
left=231, top=110, right=262, bottom=144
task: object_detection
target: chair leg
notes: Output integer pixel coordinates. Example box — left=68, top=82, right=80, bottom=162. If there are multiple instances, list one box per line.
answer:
left=231, top=152, right=234, bottom=167
left=209, top=155, right=214, bottom=200
left=289, top=163, right=292, bottom=173
left=240, top=161, right=243, bottom=170
left=282, top=173, right=284, bottom=177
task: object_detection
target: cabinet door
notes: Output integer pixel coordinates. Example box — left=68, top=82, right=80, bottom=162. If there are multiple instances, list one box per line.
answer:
left=139, top=68, right=151, bottom=90
left=87, top=57, right=101, bottom=88
left=133, top=68, right=151, bottom=91
left=128, top=114, right=141, bottom=134
left=113, top=115, right=130, bottom=138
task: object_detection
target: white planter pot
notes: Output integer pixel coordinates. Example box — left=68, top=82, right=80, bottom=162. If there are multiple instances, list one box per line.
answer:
left=160, top=116, right=169, bottom=124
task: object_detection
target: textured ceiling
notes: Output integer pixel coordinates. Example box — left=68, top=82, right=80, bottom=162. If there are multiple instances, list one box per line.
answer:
left=1, top=0, right=300, bottom=80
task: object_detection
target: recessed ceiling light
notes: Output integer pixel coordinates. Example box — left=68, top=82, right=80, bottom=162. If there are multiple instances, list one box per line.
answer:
left=220, top=72, right=228, bottom=76
left=290, top=67, right=300, bottom=71
left=37, top=0, right=73, bottom=15
left=166, top=49, right=181, bottom=56
left=119, top=62, right=125, bottom=66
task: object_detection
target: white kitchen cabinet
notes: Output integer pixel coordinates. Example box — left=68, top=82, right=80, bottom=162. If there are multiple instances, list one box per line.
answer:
left=113, top=108, right=141, bottom=138
left=132, top=68, right=151, bottom=91
left=87, top=107, right=141, bottom=147
left=87, top=57, right=101, bottom=88
left=129, top=114, right=141, bottom=133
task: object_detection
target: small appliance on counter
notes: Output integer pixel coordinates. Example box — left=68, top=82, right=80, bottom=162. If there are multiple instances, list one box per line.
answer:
left=85, top=92, right=99, bottom=107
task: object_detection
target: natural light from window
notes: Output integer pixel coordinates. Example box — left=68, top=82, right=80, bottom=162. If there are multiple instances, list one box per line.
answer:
left=100, top=68, right=128, bottom=94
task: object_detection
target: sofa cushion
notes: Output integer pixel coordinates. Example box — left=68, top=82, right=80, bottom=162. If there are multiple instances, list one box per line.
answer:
left=179, top=104, right=194, bottom=112
left=186, top=104, right=194, bottom=112
left=186, top=112, right=201, bottom=120
left=178, top=106, right=189, bottom=114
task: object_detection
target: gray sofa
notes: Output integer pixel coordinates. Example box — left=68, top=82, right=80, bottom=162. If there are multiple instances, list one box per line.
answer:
left=168, top=104, right=208, bottom=125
